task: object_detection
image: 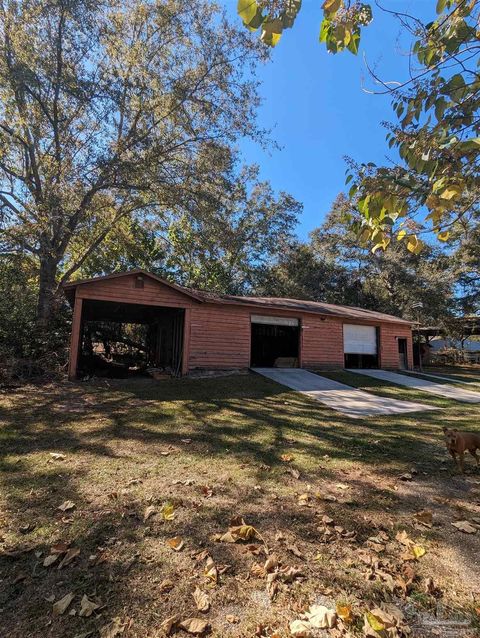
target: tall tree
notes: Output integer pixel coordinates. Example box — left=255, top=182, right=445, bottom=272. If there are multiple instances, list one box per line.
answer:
left=0, top=0, right=267, bottom=326
left=163, top=166, right=301, bottom=294
left=266, top=195, right=457, bottom=325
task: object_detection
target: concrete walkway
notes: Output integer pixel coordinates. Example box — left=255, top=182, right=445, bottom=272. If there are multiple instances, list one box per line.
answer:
left=350, top=369, right=480, bottom=404
left=253, top=368, right=439, bottom=419
left=404, top=370, right=480, bottom=386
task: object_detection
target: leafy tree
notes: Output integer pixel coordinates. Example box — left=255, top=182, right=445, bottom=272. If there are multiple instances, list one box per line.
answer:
left=238, top=1, right=480, bottom=253
left=163, top=166, right=301, bottom=293
left=348, top=0, right=480, bottom=254
left=237, top=0, right=373, bottom=52
left=266, top=195, right=457, bottom=325
left=0, top=0, right=267, bottom=326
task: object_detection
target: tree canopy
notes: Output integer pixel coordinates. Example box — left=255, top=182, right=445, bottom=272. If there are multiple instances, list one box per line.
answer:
left=0, top=0, right=269, bottom=325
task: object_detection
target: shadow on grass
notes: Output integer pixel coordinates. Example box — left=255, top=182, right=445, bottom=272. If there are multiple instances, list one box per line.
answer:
left=0, top=373, right=479, bottom=637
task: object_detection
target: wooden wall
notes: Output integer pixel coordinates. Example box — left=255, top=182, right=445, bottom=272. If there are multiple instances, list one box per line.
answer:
left=379, top=323, right=414, bottom=370
left=75, top=273, right=195, bottom=309
left=68, top=274, right=413, bottom=374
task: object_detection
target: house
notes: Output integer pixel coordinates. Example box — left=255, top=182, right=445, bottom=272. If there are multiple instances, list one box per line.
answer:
left=64, top=269, right=414, bottom=380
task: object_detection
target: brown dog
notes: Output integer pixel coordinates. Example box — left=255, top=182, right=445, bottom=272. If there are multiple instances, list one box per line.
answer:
left=443, top=427, right=480, bottom=473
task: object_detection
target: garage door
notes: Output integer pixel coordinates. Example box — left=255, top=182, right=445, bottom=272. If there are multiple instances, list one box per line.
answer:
left=343, top=324, right=377, bottom=355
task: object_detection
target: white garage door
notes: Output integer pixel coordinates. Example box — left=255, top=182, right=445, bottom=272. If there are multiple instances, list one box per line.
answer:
left=343, top=324, right=377, bottom=355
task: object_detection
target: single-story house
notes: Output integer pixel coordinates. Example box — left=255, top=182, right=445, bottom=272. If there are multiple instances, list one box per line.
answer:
left=64, top=269, right=414, bottom=380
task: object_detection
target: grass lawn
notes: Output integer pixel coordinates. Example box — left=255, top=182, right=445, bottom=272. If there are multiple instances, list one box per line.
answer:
left=1, top=372, right=480, bottom=638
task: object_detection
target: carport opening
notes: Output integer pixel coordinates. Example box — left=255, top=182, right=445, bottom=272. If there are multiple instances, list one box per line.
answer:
left=250, top=316, right=300, bottom=368
left=78, top=299, right=184, bottom=378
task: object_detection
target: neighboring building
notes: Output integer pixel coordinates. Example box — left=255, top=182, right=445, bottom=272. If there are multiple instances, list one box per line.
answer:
left=64, top=270, right=414, bottom=380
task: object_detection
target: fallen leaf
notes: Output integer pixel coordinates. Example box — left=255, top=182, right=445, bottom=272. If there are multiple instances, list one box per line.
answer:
left=287, top=543, right=304, bottom=558
left=289, top=619, right=312, bottom=637
left=43, top=554, right=60, bottom=567
left=166, top=536, right=184, bottom=551
left=395, top=530, right=413, bottom=546
left=50, top=453, right=66, bottom=460
left=250, top=562, right=266, bottom=578
left=364, top=611, right=385, bottom=635
left=452, top=520, right=477, bottom=534
left=281, top=454, right=293, bottom=462
left=226, top=615, right=239, bottom=623
left=52, top=592, right=74, bottom=615
left=399, top=473, right=413, bottom=481
left=264, top=554, right=278, bottom=573
left=336, top=603, right=353, bottom=623
left=305, top=604, right=337, bottom=629
left=58, top=500, right=75, bottom=512
left=161, top=614, right=181, bottom=635
left=99, top=617, right=127, bottom=638
left=159, top=578, right=175, bottom=593
left=414, top=510, right=433, bottom=528
left=143, top=505, right=156, bottom=522
left=178, top=617, right=210, bottom=635
left=401, top=545, right=426, bottom=561
left=79, top=594, right=101, bottom=617
left=193, top=587, right=210, bottom=612
left=204, top=556, right=218, bottom=585
left=58, top=547, right=80, bottom=569
left=162, top=502, right=175, bottom=520
left=220, top=517, right=261, bottom=543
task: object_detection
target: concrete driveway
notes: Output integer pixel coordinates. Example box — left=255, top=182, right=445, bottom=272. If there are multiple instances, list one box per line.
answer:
left=350, top=369, right=480, bottom=403
left=253, top=368, right=439, bottom=419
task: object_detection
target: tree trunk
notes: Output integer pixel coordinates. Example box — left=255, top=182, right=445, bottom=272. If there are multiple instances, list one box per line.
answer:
left=37, top=255, right=59, bottom=327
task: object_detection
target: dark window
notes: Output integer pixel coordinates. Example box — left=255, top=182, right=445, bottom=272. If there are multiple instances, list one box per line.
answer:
left=135, top=276, right=144, bottom=289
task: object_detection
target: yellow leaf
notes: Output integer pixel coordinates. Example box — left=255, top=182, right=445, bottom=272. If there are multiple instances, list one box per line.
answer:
left=397, top=229, right=407, bottom=240
left=162, top=502, right=175, bottom=520
left=413, top=545, right=426, bottom=559
left=406, top=235, right=423, bottom=254
left=270, top=31, right=282, bottom=46
left=237, top=0, right=257, bottom=24
left=322, top=0, right=342, bottom=13
left=365, top=611, right=385, bottom=632
left=439, top=184, right=462, bottom=200
left=437, top=230, right=450, bottom=242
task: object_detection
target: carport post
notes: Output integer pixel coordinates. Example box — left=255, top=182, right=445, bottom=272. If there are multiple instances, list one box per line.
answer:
left=68, top=296, right=83, bottom=381
left=181, top=307, right=191, bottom=376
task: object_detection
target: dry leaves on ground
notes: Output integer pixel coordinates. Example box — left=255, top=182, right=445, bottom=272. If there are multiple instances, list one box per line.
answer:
left=166, top=536, right=184, bottom=551
left=193, top=587, right=210, bottom=612
left=99, top=617, right=127, bottom=638
left=58, top=500, right=76, bottom=512
left=79, top=594, right=101, bottom=618
left=52, top=592, right=75, bottom=615
left=452, top=520, right=477, bottom=534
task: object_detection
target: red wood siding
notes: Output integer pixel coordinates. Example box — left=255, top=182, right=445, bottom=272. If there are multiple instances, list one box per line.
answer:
left=76, top=274, right=195, bottom=308
left=189, top=305, right=251, bottom=369
left=379, top=323, right=413, bottom=370
left=302, top=316, right=344, bottom=368
left=66, top=274, right=413, bottom=373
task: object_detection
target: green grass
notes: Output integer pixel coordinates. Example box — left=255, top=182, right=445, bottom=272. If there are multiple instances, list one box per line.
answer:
left=0, top=373, right=479, bottom=637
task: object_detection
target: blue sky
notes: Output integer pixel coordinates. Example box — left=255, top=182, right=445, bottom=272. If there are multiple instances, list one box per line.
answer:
left=224, top=1, right=435, bottom=239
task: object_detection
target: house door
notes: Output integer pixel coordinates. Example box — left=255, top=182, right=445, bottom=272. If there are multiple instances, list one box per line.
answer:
left=398, top=338, right=408, bottom=369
